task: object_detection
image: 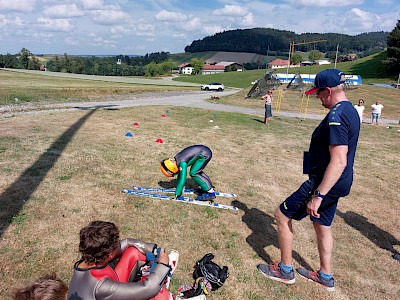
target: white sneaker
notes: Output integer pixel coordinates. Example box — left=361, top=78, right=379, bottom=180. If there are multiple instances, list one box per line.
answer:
left=165, top=250, right=179, bottom=288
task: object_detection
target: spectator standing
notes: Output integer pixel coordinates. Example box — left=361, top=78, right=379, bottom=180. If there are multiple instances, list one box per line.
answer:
left=371, top=101, right=384, bottom=125
left=354, top=99, right=365, bottom=123
left=261, top=90, right=273, bottom=125
left=257, top=69, right=360, bottom=292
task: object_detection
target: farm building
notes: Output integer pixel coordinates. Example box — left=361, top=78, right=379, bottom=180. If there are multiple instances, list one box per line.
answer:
left=215, top=61, right=244, bottom=71
left=201, top=64, right=225, bottom=75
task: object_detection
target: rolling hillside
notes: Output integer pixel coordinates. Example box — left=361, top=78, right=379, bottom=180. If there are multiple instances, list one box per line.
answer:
left=173, top=51, right=397, bottom=88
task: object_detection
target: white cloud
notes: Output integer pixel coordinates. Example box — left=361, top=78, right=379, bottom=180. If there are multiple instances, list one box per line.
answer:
left=82, top=0, right=104, bottom=10
left=43, top=4, right=84, bottom=18
left=241, top=13, right=255, bottom=27
left=110, top=23, right=156, bottom=37
left=213, top=5, right=249, bottom=17
left=346, top=8, right=381, bottom=31
left=202, top=25, right=225, bottom=36
left=90, top=9, right=130, bottom=25
left=0, top=0, right=36, bottom=12
left=65, top=37, right=80, bottom=46
left=180, top=17, right=202, bottom=31
left=89, top=35, right=117, bottom=48
left=37, top=17, right=73, bottom=32
left=111, top=25, right=129, bottom=34
left=32, top=32, right=54, bottom=39
left=290, top=0, right=364, bottom=8
left=0, top=15, right=25, bottom=27
left=156, top=10, right=187, bottom=22
left=134, top=23, right=156, bottom=37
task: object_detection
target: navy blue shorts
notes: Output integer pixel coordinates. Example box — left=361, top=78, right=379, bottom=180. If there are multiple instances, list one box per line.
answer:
left=279, top=179, right=339, bottom=226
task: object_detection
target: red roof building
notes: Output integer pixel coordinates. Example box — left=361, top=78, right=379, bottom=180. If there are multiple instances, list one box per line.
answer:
left=268, top=59, right=290, bottom=69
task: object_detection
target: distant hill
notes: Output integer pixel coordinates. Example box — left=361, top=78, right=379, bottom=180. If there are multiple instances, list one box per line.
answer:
left=185, top=28, right=388, bottom=57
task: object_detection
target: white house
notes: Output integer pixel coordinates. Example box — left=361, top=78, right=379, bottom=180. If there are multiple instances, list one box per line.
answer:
left=179, top=63, right=194, bottom=75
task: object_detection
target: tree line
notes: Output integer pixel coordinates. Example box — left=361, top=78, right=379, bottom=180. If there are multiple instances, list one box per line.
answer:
left=0, top=50, right=174, bottom=77
left=185, top=28, right=389, bottom=58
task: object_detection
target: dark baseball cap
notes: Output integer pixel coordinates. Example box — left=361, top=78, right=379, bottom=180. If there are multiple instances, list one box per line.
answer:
left=305, top=69, right=346, bottom=95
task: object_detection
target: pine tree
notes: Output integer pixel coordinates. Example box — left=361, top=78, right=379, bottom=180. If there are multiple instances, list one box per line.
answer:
left=384, top=19, right=400, bottom=74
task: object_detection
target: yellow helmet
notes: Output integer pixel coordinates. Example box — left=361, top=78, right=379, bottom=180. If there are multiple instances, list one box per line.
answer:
left=160, top=158, right=178, bottom=177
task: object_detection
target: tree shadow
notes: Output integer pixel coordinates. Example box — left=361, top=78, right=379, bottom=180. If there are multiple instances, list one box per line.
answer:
left=336, top=210, right=400, bottom=260
left=0, top=109, right=97, bottom=237
left=232, top=200, right=313, bottom=269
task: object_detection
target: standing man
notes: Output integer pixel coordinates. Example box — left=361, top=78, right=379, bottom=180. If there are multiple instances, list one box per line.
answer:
left=160, top=145, right=216, bottom=201
left=371, top=100, right=384, bottom=125
left=261, top=90, right=273, bottom=125
left=257, top=69, right=360, bottom=292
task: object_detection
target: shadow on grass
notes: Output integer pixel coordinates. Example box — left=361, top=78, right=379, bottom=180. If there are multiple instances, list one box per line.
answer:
left=0, top=108, right=98, bottom=237
left=158, top=179, right=200, bottom=191
left=252, top=118, right=265, bottom=124
left=232, top=200, right=313, bottom=269
left=336, top=210, right=400, bottom=260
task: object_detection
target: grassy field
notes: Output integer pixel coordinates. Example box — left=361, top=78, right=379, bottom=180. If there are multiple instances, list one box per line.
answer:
left=0, top=70, right=399, bottom=299
left=0, top=69, right=192, bottom=106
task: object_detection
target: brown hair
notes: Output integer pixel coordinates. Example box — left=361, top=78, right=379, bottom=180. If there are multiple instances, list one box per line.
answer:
left=79, top=220, right=120, bottom=264
left=12, top=273, right=68, bottom=300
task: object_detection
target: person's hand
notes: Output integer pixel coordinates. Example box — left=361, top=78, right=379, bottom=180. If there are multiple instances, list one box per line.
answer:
left=307, top=196, right=322, bottom=218
left=156, top=248, right=169, bottom=265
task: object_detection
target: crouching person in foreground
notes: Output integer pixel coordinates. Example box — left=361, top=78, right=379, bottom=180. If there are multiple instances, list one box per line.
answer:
left=68, top=220, right=176, bottom=300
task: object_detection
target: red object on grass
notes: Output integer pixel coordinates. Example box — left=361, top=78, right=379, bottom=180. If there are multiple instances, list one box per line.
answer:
left=133, top=122, right=139, bottom=126
left=155, top=138, right=163, bottom=143
left=161, top=114, right=166, bottom=117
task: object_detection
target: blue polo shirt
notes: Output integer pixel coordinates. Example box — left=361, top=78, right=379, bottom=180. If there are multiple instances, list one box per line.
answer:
left=308, top=101, right=360, bottom=197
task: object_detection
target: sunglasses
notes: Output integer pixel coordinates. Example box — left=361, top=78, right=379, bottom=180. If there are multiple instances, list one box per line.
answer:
left=316, top=88, right=326, bottom=95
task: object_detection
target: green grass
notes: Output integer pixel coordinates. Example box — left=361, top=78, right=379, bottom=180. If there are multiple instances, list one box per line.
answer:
left=174, top=51, right=397, bottom=87
left=0, top=72, right=399, bottom=299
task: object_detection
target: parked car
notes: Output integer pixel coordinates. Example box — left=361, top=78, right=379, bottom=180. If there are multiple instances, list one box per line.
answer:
left=201, top=82, right=224, bottom=91
left=391, top=83, right=400, bottom=89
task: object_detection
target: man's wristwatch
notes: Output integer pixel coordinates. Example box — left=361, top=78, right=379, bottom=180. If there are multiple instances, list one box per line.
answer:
left=313, top=190, right=326, bottom=200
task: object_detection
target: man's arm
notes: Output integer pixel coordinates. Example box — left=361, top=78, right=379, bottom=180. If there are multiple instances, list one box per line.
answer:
left=95, top=263, right=171, bottom=300
left=119, top=238, right=156, bottom=254
left=307, top=145, right=348, bottom=218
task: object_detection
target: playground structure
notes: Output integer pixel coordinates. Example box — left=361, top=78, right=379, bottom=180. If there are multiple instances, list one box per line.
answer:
left=246, top=71, right=281, bottom=98
left=248, top=69, right=361, bottom=121
left=285, top=72, right=305, bottom=91
left=248, top=72, right=362, bottom=99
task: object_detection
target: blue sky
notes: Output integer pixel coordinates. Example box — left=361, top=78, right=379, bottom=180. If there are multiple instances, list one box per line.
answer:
left=1, top=0, right=399, bottom=56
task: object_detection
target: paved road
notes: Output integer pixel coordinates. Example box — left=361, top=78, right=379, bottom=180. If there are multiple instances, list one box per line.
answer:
left=1, top=69, right=398, bottom=124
